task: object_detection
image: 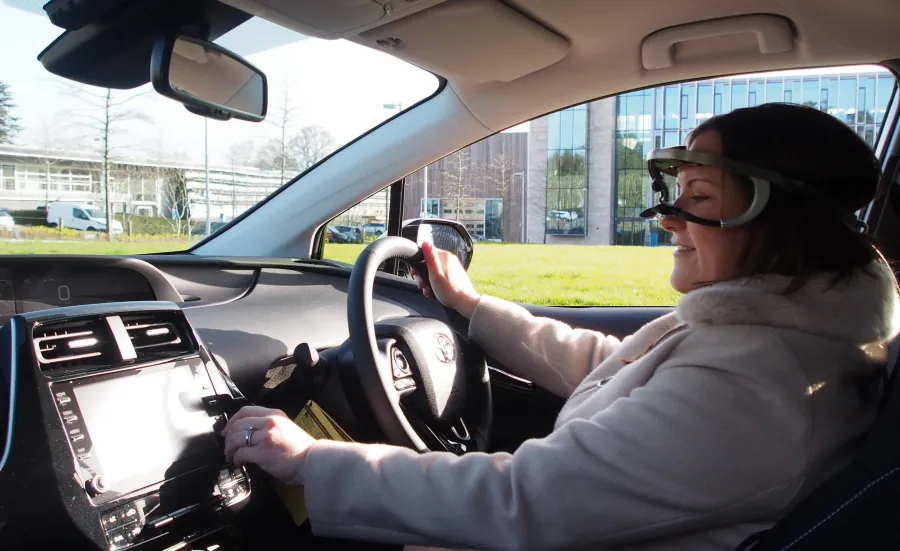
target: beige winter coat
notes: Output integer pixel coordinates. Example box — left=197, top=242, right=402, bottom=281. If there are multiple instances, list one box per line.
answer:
left=302, top=261, right=900, bottom=550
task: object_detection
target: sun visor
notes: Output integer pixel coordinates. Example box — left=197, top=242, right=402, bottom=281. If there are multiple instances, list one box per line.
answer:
left=215, top=0, right=450, bottom=40
left=356, top=0, right=570, bottom=83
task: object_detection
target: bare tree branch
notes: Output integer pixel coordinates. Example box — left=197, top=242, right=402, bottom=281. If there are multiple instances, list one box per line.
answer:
left=441, top=150, right=474, bottom=222
left=58, top=82, right=154, bottom=240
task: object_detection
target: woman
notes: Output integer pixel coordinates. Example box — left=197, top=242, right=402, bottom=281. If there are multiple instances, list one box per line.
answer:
left=222, top=103, right=900, bottom=550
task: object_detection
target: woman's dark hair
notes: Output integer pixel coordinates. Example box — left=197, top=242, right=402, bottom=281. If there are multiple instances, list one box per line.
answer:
left=690, top=102, right=883, bottom=292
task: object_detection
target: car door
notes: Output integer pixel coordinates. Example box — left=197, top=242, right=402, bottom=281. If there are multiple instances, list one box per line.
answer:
left=385, top=65, right=900, bottom=452
left=72, top=208, right=90, bottom=231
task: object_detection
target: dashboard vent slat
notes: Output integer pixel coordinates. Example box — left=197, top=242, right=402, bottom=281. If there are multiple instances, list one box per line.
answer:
left=122, top=313, right=194, bottom=362
left=32, top=320, right=116, bottom=374
left=31, top=311, right=198, bottom=377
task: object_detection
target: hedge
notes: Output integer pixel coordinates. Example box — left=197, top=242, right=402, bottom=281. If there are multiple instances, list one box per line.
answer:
left=114, top=214, right=187, bottom=236
left=7, top=210, right=192, bottom=236
left=8, top=209, right=51, bottom=227
left=0, top=225, right=188, bottom=243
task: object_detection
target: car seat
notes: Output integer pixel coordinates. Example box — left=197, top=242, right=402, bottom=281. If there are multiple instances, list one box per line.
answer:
left=735, top=339, right=900, bottom=550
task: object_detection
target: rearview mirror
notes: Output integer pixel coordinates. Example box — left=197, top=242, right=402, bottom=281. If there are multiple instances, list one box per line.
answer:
left=150, top=35, right=267, bottom=122
left=401, top=219, right=474, bottom=271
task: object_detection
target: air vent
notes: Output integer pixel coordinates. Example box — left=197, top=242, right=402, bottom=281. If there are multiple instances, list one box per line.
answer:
left=121, top=312, right=196, bottom=362
left=32, top=311, right=199, bottom=376
left=33, top=319, right=118, bottom=375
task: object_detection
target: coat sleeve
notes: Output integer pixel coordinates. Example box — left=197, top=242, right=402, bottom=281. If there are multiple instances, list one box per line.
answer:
left=466, top=295, right=621, bottom=396
left=302, top=331, right=810, bottom=551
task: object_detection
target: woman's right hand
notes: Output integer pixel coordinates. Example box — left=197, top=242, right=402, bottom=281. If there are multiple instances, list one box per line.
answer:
left=411, top=241, right=481, bottom=318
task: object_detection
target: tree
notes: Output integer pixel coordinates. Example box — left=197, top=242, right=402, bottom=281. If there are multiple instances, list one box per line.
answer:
left=289, top=125, right=336, bottom=171
left=255, top=83, right=300, bottom=185
left=161, top=164, right=192, bottom=237
left=254, top=125, right=336, bottom=177
left=64, top=84, right=152, bottom=240
left=30, top=114, right=65, bottom=207
left=227, top=140, right=255, bottom=218
left=254, top=137, right=298, bottom=174
left=0, top=81, right=22, bottom=144
left=334, top=210, right=366, bottom=228
left=441, top=149, right=473, bottom=222
left=486, top=152, right=523, bottom=241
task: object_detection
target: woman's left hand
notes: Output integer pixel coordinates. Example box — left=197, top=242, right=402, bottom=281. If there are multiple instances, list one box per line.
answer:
left=221, top=405, right=315, bottom=486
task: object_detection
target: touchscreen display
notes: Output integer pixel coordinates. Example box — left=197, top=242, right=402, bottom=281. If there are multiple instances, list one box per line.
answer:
left=73, top=365, right=218, bottom=489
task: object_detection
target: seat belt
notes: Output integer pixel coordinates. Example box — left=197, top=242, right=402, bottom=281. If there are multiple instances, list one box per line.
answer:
left=881, top=337, right=900, bottom=407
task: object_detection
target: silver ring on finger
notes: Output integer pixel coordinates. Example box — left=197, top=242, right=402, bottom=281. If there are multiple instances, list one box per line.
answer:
left=245, top=426, right=256, bottom=447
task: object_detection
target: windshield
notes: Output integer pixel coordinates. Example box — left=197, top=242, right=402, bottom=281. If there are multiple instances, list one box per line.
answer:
left=0, top=4, right=438, bottom=255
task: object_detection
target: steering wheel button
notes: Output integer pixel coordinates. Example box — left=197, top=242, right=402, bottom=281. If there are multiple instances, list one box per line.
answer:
left=391, top=348, right=411, bottom=376
left=393, top=377, right=415, bottom=391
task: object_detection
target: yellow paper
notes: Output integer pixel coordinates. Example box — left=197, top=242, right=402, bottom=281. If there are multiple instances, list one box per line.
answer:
left=272, top=400, right=354, bottom=525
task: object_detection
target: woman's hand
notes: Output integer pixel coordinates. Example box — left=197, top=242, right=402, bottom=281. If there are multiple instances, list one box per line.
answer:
left=411, top=241, right=481, bottom=318
left=221, top=405, right=315, bottom=486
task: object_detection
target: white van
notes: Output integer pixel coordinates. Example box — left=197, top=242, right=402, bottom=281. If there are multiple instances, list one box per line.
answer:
left=46, top=202, right=124, bottom=234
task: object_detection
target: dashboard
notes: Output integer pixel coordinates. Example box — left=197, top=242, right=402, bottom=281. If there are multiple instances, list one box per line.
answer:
left=0, top=265, right=156, bottom=315
left=0, top=253, right=445, bottom=551
left=0, top=252, right=662, bottom=550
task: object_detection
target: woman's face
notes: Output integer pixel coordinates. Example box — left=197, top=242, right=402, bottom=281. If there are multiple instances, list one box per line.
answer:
left=659, top=130, right=750, bottom=293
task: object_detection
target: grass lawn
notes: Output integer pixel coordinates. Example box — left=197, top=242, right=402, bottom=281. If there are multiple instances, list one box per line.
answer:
left=0, top=240, right=681, bottom=306
left=325, top=243, right=680, bottom=306
left=0, top=240, right=192, bottom=255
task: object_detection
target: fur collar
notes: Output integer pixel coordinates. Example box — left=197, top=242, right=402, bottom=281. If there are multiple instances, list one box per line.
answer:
left=676, top=261, right=900, bottom=344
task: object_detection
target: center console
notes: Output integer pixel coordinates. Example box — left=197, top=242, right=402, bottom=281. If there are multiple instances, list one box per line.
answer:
left=0, top=302, right=256, bottom=550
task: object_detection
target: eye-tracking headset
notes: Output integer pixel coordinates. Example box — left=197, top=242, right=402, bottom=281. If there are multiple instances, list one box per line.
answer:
left=639, top=146, right=867, bottom=232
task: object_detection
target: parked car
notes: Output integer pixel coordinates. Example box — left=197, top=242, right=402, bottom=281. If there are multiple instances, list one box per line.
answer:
left=362, top=222, right=385, bottom=237
left=333, top=225, right=363, bottom=243
left=326, top=226, right=352, bottom=243
left=191, top=221, right=229, bottom=237
left=46, top=202, right=124, bottom=234
left=0, top=208, right=14, bottom=229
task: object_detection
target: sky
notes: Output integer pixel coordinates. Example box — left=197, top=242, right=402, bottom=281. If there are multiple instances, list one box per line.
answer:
left=0, top=2, right=443, bottom=166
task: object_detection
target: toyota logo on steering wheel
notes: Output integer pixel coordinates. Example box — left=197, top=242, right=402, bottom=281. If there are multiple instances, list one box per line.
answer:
left=435, top=334, right=456, bottom=363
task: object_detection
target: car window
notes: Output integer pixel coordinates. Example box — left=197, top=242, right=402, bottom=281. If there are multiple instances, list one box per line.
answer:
left=393, top=65, right=896, bottom=306
left=322, top=189, right=391, bottom=263
left=0, top=5, right=437, bottom=254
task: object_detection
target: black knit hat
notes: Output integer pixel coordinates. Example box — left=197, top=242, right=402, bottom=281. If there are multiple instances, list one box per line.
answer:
left=693, top=102, right=881, bottom=214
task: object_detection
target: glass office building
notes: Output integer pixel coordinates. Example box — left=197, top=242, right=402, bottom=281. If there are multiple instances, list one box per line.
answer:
left=612, top=68, right=896, bottom=245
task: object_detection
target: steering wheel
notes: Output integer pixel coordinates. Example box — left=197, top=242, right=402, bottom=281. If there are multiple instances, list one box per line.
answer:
left=347, top=236, right=492, bottom=453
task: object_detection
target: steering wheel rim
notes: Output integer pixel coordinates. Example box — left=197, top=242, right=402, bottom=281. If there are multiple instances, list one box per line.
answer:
left=346, top=236, right=491, bottom=453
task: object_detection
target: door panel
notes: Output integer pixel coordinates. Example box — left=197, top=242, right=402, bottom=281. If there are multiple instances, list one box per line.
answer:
left=487, top=305, right=672, bottom=452
left=522, top=305, right=672, bottom=339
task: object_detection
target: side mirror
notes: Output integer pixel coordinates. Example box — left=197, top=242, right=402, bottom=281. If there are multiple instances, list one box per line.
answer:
left=150, top=35, right=267, bottom=122
left=401, top=219, right=474, bottom=271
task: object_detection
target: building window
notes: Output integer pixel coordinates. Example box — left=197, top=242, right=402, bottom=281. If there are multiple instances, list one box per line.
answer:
left=802, top=78, right=819, bottom=108
left=485, top=198, right=503, bottom=240
left=749, top=80, right=764, bottom=106
left=840, top=76, right=857, bottom=125
left=614, top=91, right=658, bottom=246
left=697, top=82, right=713, bottom=123
left=545, top=105, right=588, bottom=236
left=612, top=68, right=896, bottom=247
left=421, top=198, right=440, bottom=218
left=766, top=80, right=783, bottom=103
left=1, top=165, right=15, bottom=191
left=785, top=78, right=801, bottom=105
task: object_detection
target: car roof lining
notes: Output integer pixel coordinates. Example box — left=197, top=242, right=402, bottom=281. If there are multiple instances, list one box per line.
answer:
left=219, top=0, right=900, bottom=132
